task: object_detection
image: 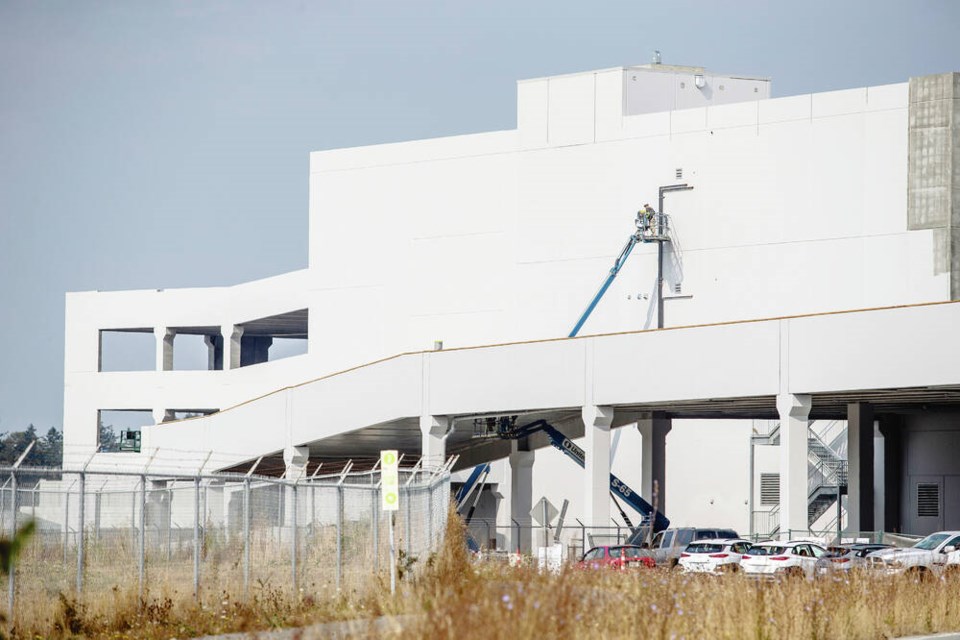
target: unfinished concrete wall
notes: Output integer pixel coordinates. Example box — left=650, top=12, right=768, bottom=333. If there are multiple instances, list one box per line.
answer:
left=908, top=72, right=960, bottom=298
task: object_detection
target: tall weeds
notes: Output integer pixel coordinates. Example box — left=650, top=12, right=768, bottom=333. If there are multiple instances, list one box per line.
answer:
left=8, top=507, right=960, bottom=639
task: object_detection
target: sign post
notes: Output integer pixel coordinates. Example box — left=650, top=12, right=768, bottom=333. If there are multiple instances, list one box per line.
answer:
left=380, top=450, right=400, bottom=595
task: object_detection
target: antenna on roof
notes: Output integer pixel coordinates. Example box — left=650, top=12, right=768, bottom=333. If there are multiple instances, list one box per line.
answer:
left=653, top=50, right=662, bottom=65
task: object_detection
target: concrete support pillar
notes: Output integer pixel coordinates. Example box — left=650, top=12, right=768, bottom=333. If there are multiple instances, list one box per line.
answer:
left=582, top=405, right=614, bottom=527
left=878, top=416, right=903, bottom=533
left=204, top=334, right=224, bottom=371
left=283, top=446, right=310, bottom=482
left=151, top=408, right=174, bottom=425
left=222, top=325, right=244, bottom=370
left=847, top=402, right=875, bottom=534
left=496, top=442, right=534, bottom=553
left=155, top=327, right=175, bottom=371
left=637, top=412, right=672, bottom=513
left=777, top=393, right=811, bottom=538
left=283, top=446, right=309, bottom=526
left=419, top=415, right=450, bottom=469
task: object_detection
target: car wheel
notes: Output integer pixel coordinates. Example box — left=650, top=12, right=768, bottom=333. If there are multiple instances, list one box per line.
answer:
left=908, top=566, right=929, bottom=582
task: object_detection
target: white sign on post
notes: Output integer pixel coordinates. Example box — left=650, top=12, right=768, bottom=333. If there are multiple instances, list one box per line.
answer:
left=381, top=450, right=400, bottom=511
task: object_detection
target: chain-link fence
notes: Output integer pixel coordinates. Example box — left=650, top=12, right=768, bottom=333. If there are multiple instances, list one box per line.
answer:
left=465, top=520, right=639, bottom=561
left=0, top=462, right=449, bottom=623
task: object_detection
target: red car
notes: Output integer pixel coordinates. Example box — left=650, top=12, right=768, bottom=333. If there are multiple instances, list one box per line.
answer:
left=577, top=545, right=655, bottom=569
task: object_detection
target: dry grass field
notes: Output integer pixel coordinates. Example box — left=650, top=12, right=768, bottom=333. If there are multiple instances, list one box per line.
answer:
left=7, top=511, right=960, bottom=639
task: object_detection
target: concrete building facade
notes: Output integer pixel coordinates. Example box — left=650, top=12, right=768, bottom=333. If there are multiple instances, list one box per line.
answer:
left=63, top=65, right=960, bottom=545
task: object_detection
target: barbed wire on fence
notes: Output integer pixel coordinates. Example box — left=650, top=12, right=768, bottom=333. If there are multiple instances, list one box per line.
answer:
left=0, top=458, right=451, bottom=625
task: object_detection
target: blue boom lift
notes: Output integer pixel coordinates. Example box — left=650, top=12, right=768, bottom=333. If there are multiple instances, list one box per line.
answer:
left=458, top=191, right=692, bottom=541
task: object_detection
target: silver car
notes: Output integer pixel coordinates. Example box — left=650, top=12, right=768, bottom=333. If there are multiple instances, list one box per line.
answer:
left=814, top=543, right=891, bottom=575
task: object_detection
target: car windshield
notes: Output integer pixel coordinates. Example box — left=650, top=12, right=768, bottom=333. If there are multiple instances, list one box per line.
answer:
left=687, top=543, right=724, bottom=554
left=610, top=546, right=646, bottom=559
left=825, top=546, right=852, bottom=558
left=914, top=533, right=950, bottom=551
left=746, top=546, right=785, bottom=556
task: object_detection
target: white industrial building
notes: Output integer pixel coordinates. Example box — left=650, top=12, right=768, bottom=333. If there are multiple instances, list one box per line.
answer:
left=62, top=63, right=960, bottom=549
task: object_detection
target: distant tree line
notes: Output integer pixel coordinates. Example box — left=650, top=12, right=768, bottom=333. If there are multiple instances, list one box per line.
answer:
left=0, top=425, right=62, bottom=468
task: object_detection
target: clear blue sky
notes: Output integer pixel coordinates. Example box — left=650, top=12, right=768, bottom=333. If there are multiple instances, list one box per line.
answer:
left=1, top=0, right=958, bottom=432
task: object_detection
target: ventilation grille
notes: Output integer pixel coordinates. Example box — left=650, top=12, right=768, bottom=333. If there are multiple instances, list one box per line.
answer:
left=673, top=283, right=682, bottom=294
left=760, top=473, right=780, bottom=506
left=675, top=168, right=683, bottom=179
left=918, top=483, right=940, bottom=517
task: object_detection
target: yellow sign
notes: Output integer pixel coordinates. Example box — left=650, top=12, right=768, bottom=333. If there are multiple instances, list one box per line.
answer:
left=381, top=449, right=400, bottom=511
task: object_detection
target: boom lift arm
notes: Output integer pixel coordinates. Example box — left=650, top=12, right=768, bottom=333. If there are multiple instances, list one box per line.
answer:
left=497, top=419, right=669, bottom=533
left=568, top=206, right=669, bottom=338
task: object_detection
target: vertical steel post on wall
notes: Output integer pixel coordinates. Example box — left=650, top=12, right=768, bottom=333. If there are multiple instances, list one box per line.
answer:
left=76, top=472, right=86, bottom=596
left=193, top=476, right=200, bottom=600
left=291, top=483, right=298, bottom=594
left=335, top=485, right=343, bottom=591
left=139, top=475, right=146, bottom=601
left=8, top=471, right=17, bottom=623
left=656, top=183, right=693, bottom=329
left=243, top=478, right=250, bottom=600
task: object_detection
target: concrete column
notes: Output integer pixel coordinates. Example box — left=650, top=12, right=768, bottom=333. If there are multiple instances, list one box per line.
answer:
left=283, top=446, right=309, bottom=526
left=222, top=325, right=244, bottom=370
left=878, top=415, right=903, bottom=533
left=496, top=442, right=534, bottom=553
left=419, top=415, right=450, bottom=469
left=203, top=334, right=224, bottom=371
left=583, top=405, right=614, bottom=527
left=636, top=412, right=671, bottom=513
left=777, top=393, right=811, bottom=538
left=847, top=403, right=875, bottom=534
left=152, top=408, right=174, bottom=425
left=154, top=327, right=175, bottom=371
left=283, top=446, right=310, bottom=482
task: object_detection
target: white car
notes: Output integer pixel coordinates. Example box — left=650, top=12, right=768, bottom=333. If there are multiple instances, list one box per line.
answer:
left=740, top=540, right=827, bottom=579
left=678, top=538, right=752, bottom=574
left=867, top=531, right=960, bottom=577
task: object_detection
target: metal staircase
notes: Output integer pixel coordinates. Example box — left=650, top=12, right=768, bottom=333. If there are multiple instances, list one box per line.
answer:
left=751, top=420, right=848, bottom=538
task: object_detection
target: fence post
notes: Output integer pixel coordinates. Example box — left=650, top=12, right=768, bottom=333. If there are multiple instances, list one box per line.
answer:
left=243, top=477, right=250, bottom=600
left=405, top=488, right=411, bottom=557
left=131, top=485, right=137, bottom=550
left=139, top=474, right=146, bottom=601
left=372, top=489, right=379, bottom=573
left=77, top=471, right=85, bottom=597
left=193, top=476, right=200, bottom=600
left=94, top=490, right=102, bottom=542
left=427, top=487, right=433, bottom=549
left=166, top=485, right=172, bottom=562
left=63, top=484, right=70, bottom=566
left=291, top=482, right=298, bottom=595
left=335, top=485, right=342, bottom=591
left=8, top=470, right=17, bottom=624
left=310, top=484, right=316, bottom=543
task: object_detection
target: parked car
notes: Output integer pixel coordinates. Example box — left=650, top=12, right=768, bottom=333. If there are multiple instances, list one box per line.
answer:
left=678, top=538, right=752, bottom=574
left=626, top=527, right=740, bottom=567
left=740, top=540, right=827, bottom=579
left=577, top=545, right=655, bottom=570
left=814, top=543, right=891, bottom=576
left=867, top=531, right=960, bottom=577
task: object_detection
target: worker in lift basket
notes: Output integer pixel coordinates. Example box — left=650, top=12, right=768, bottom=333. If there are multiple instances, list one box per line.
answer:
left=641, top=204, right=657, bottom=237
